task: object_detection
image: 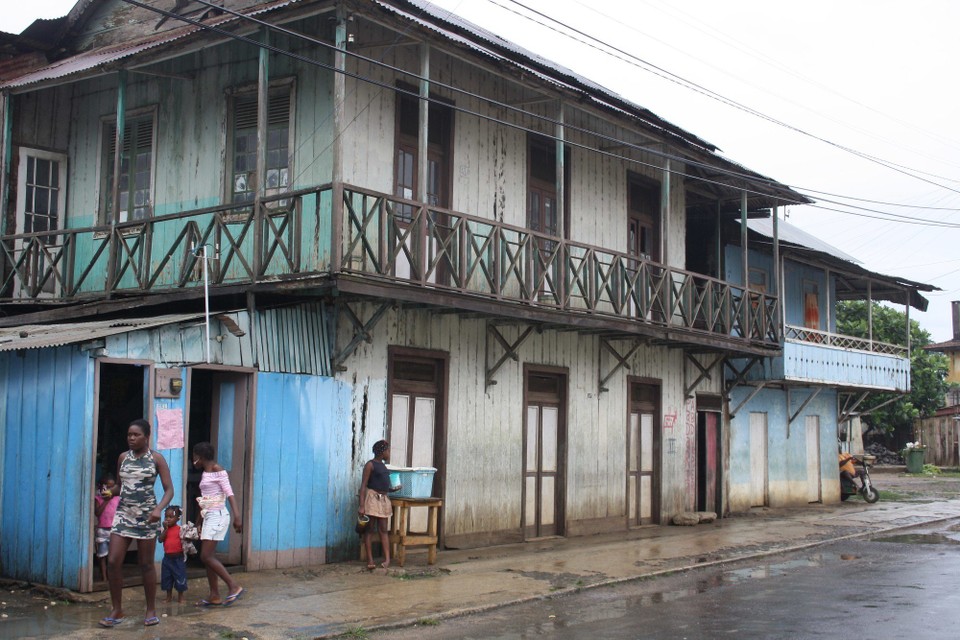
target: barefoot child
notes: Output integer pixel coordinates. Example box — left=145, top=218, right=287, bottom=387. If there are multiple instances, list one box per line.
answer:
left=94, top=474, right=120, bottom=582
left=159, top=506, right=188, bottom=603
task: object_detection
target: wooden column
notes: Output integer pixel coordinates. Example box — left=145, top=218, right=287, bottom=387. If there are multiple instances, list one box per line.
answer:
left=417, top=43, right=429, bottom=202
left=661, top=159, right=670, bottom=267
left=555, top=100, right=565, bottom=239
left=331, top=3, right=347, bottom=272
left=0, top=92, right=11, bottom=237
left=740, top=191, right=748, bottom=335
left=254, top=29, right=270, bottom=278
left=867, top=281, right=873, bottom=347
left=106, top=70, right=127, bottom=295
left=772, top=205, right=781, bottom=339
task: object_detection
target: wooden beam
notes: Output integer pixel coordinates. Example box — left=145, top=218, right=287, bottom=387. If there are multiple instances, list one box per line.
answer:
left=486, top=324, right=534, bottom=387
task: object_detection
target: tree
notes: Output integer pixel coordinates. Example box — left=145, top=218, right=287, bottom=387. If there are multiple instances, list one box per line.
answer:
left=835, top=301, right=949, bottom=446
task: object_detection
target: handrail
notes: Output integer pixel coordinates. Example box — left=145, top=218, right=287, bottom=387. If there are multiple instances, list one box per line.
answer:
left=783, top=324, right=907, bottom=357
left=0, top=182, right=780, bottom=347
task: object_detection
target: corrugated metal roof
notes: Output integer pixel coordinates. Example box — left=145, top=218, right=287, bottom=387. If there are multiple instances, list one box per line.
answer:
left=0, top=313, right=203, bottom=352
left=1, top=0, right=299, bottom=91
left=374, top=0, right=717, bottom=153
left=745, top=217, right=861, bottom=264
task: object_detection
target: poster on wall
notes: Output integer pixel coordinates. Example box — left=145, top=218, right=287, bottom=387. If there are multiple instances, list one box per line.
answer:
left=156, top=407, right=185, bottom=450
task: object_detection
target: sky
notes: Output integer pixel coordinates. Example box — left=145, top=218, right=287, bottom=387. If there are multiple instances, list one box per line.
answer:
left=3, top=1, right=959, bottom=341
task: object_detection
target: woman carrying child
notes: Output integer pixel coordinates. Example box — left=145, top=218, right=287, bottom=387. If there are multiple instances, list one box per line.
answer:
left=192, top=442, right=244, bottom=606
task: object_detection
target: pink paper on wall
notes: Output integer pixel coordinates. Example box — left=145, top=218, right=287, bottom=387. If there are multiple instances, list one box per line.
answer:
left=156, top=407, right=185, bottom=450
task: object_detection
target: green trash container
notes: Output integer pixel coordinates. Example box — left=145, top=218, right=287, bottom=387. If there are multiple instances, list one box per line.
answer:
left=905, top=447, right=926, bottom=474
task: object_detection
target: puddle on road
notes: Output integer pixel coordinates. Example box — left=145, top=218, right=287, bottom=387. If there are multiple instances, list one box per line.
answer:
left=0, top=597, right=205, bottom=638
left=874, top=532, right=960, bottom=545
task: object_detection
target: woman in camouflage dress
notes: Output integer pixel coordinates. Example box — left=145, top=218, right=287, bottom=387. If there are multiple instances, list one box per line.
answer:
left=100, top=419, right=174, bottom=629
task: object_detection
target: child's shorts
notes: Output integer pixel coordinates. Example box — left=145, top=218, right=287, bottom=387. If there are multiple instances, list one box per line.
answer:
left=95, top=527, right=111, bottom=558
left=161, top=554, right=188, bottom=593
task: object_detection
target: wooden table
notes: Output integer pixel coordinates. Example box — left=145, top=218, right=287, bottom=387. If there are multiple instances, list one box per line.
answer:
left=389, top=497, right=442, bottom=566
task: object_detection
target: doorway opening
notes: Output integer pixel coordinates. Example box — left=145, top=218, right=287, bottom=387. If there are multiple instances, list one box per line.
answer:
left=696, top=406, right=722, bottom=514
left=92, top=361, right=148, bottom=589
left=187, top=369, right=251, bottom=568
left=627, top=379, right=660, bottom=526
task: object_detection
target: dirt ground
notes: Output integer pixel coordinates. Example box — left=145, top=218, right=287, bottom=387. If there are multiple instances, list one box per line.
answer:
left=871, top=465, right=960, bottom=501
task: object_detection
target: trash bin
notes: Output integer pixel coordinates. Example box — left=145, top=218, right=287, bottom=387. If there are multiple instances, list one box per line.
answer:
left=905, top=447, right=926, bottom=474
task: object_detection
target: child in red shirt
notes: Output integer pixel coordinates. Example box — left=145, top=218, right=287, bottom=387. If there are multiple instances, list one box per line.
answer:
left=159, top=506, right=188, bottom=603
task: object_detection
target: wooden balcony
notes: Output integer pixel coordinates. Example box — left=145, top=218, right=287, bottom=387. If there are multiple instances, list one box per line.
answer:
left=737, top=324, right=910, bottom=392
left=0, top=184, right=780, bottom=352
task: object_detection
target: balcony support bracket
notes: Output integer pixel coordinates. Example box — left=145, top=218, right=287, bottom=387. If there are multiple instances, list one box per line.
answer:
left=486, top=323, right=534, bottom=388
left=787, top=386, right=824, bottom=436
left=599, top=338, right=643, bottom=393
left=728, top=381, right=768, bottom=419
left=724, top=356, right=764, bottom=393
left=331, top=301, right=391, bottom=371
left=684, top=353, right=724, bottom=398
left=838, top=391, right=871, bottom=425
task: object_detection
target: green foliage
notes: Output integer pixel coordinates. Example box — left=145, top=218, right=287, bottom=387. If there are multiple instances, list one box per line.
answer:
left=836, top=301, right=949, bottom=441
left=921, top=463, right=942, bottom=475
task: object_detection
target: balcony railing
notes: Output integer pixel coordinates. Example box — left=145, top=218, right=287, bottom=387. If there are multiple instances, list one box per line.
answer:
left=784, top=324, right=907, bottom=357
left=0, top=183, right=779, bottom=346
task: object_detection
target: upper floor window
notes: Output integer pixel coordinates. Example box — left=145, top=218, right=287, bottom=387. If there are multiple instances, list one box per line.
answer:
left=228, top=86, right=292, bottom=205
left=627, top=173, right=660, bottom=262
left=394, top=87, right=453, bottom=221
left=100, top=112, right=155, bottom=223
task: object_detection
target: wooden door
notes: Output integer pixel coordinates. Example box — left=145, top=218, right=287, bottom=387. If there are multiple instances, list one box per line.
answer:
left=697, top=411, right=720, bottom=513
left=805, top=416, right=822, bottom=503
left=210, top=373, right=250, bottom=564
left=627, top=381, right=659, bottom=526
left=749, top=412, right=768, bottom=507
left=389, top=354, right=446, bottom=532
left=524, top=371, right=565, bottom=538
left=14, top=148, right=67, bottom=298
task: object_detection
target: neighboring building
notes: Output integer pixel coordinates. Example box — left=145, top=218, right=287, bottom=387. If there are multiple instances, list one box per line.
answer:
left=917, top=300, right=960, bottom=467
left=0, top=0, right=931, bottom=591
left=721, top=218, right=932, bottom=509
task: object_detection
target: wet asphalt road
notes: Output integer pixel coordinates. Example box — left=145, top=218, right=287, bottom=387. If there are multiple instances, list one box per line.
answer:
left=376, top=519, right=960, bottom=640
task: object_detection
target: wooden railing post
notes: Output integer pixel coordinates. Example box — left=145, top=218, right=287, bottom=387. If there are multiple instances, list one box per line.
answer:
left=330, top=4, right=347, bottom=273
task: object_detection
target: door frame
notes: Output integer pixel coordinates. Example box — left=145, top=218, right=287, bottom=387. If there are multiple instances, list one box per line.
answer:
left=86, top=357, right=154, bottom=593
left=626, top=376, right=661, bottom=526
left=696, top=393, right=723, bottom=515
left=522, top=363, right=568, bottom=539
left=386, top=347, right=450, bottom=539
left=186, top=364, right=257, bottom=568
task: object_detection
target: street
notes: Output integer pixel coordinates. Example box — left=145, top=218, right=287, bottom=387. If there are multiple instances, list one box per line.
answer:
left=377, top=519, right=960, bottom=640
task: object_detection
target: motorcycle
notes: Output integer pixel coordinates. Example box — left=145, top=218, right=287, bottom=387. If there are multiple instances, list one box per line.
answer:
left=840, top=453, right=880, bottom=503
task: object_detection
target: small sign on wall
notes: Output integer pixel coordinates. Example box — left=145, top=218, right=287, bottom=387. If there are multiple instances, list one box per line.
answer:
left=155, top=368, right=183, bottom=398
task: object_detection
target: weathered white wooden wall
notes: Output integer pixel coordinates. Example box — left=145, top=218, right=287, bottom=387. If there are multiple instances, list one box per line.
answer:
left=338, top=302, right=716, bottom=542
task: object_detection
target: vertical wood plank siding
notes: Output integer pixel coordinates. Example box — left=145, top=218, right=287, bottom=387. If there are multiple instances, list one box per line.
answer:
left=249, top=372, right=354, bottom=568
left=339, top=303, right=719, bottom=540
left=0, top=347, right=94, bottom=589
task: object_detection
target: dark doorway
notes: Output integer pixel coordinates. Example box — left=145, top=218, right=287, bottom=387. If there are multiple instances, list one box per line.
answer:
left=92, top=361, right=148, bottom=588
left=187, top=369, right=251, bottom=566
left=697, top=410, right=722, bottom=514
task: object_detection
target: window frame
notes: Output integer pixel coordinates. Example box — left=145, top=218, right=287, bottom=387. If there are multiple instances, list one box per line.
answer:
left=626, top=171, right=661, bottom=263
left=223, top=77, right=296, bottom=208
left=97, top=106, right=158, bottom=225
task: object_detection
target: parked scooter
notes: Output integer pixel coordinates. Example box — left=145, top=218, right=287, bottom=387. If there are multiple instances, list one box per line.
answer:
left=840, top=453, right=880, bottom=503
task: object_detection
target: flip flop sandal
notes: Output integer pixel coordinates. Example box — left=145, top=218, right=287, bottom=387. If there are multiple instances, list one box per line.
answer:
left=98, top=617, right=125, bottom=628
left=144, top=616, right=160, bottom=626
left=195, top=599, right=222, bottom=607
left=223, top=587, right=245, bottom=605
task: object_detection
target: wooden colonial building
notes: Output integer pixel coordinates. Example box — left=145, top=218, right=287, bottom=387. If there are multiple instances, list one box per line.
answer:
left=0, top=0, right=931, bottom=590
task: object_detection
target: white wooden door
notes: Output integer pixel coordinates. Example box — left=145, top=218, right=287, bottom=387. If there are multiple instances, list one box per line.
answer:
left=14, top=148, right=67, bottom=298
left=805, top=416, right=822, bottom=503
left=391, top=394, right=436, bottom=532
left=628, top=411, right=655, bottom=524
left=749, top=412, right=767, bottom=507
left=525, top=404, right=559, bottom=537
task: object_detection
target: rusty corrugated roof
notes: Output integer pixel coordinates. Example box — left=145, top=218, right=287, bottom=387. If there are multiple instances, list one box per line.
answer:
left=0, top=313, right=203, bottom=352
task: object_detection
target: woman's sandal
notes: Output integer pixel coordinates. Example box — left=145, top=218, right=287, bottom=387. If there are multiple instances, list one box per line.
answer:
left=195, top=599, right=222, bottom=607
left=98, top=616, right=125, bottom=628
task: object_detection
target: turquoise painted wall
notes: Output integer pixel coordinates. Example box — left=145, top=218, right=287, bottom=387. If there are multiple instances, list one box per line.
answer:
left=728, top=385, right=838, bottom=509
left=0, top=346, right=95, bottom=589
left=251, top=372, right=355, bottom=562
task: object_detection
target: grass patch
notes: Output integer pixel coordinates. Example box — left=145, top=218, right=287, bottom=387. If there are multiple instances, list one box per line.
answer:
left=415, top=618, right=440, bottom=626
left=340, top=627, right=369, bottom=639
left=878, top=490, right=915, bottom=502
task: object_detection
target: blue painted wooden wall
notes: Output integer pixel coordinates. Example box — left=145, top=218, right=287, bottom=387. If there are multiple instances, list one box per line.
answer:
left=250, top=372, right=354, bottom=568
left=0, top=346, right=95, bottom=589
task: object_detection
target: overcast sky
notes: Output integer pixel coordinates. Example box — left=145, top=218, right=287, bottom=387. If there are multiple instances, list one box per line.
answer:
left=4, top=1, right=959, bottom=341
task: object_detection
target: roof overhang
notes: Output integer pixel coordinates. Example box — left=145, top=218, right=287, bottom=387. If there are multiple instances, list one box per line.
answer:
left=0, top=313, right=203, bottom=352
